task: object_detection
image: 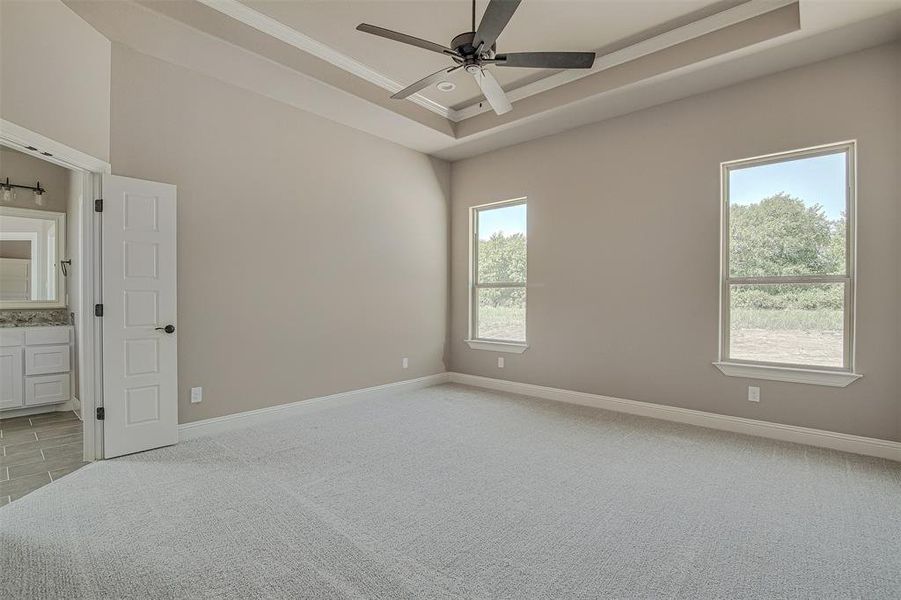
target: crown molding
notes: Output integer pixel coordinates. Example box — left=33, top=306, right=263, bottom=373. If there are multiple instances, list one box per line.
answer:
left=195, top=0, right=460, bottom=121
left=198, top=0, right=797, bottom=125
left=0, top=119, right=111, bottom=174
left=454, top=0, right=799, bottom=120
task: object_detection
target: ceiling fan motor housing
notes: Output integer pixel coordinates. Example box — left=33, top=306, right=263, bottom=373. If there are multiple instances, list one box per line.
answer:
left=451, top=32, right=495, bottom=60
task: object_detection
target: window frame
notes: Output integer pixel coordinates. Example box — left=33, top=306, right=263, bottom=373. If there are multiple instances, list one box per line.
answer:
left=467, top=197, right=528, bottom=352
left=716, top=141, right=860, bottom=384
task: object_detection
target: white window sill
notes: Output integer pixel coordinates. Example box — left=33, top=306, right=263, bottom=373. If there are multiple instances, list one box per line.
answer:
left=465, top=340, right=529, bottom=354
left=713, top=362, right=862, bottom=387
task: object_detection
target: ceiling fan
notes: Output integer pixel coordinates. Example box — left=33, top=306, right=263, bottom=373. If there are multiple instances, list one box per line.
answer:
left=356, top=0, right=596, bottom=116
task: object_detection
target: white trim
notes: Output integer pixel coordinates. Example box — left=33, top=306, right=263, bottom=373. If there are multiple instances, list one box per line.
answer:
left=447, top=372, right=901, bottom=462
left=0, top=123, right=106, bottom=462
left=469, top=198, right=528, bottom=346
left=196, top=0, right=455, bottom=120
left=465, top=340, right=529, bottom=354
left=178, top=373, right=449, bottom=440
left=177, top=370, right=899, bottom=461
left=0, top=120, right=111, bottom=174
left=713, top=362, right=861, bottom=387
left=196, top=0, right=794, bottom=123
left=82, top=173, right=102, bottom=462
left=718, top=140, right=857, bottom=375
left=452, top=0, right=798, bottom=121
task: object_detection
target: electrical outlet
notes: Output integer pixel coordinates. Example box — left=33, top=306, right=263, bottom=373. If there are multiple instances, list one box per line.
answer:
left=191, top=387, right=203, bottom=404
left=497, top=356, right=504, bottom=368
left=402, top=357, right=409, bottom=369
left=748, top=386, right=760, bottom=402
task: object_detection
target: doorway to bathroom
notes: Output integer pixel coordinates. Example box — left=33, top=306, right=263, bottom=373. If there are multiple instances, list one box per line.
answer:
left=0, top=120, right=180, bottom=504
left=0, top=142, right=95, bottom=502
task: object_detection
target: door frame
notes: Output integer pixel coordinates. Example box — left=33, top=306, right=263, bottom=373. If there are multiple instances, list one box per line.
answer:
left=0, top=119, right=110, bottom=461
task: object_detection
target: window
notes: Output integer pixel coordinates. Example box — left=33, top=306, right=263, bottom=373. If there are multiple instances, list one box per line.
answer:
left=717, top=142, right=859, bottom=385
left=468, top=199, right=527, bottom=351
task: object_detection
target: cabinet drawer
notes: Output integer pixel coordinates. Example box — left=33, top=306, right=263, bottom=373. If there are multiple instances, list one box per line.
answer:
left=0, top=330, right=25, bottom=347
left=25, top=326, right=70, bottom=346
left=25, top=373, right=70, bottom=406
left=25, top=344, right=71, bottom=375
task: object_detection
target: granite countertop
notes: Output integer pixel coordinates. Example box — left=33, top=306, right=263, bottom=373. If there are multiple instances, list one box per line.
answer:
left=0, top=309, right=72, bottom=328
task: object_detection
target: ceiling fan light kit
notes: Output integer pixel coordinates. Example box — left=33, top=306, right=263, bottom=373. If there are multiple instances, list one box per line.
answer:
left=356, top=0, right=596, bottom=116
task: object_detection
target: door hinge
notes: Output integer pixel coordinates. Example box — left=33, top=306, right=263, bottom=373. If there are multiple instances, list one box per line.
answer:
left=94, top=198, right=103, bottom=212
left=94, top=304, right=104, bottom=317
left=96, top=407, right=105, bottom=420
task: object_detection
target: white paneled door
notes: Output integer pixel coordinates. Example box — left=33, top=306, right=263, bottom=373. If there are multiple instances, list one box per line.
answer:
left=101, top=175, right=178, bottom=458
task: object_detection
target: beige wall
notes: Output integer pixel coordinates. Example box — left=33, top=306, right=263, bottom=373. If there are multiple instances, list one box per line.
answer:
left=0, top=146, right=70, bottom=212
left=0, top=0, right=111, bottom=161
left=450, top=43, right=901, bottom=442
left=0, top=240, right=31, bottom=259
left=110, top=44, right=449, bottom=423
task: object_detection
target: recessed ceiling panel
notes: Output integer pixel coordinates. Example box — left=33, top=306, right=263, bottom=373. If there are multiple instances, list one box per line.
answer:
left=242, top=0, right=729, bottom=109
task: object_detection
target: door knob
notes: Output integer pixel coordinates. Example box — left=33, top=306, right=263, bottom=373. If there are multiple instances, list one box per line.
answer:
left=155, top=324, right=175, bottom=334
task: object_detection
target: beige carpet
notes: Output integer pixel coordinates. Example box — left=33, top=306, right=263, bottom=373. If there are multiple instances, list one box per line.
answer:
left=1, top=383, right=899, bottom=599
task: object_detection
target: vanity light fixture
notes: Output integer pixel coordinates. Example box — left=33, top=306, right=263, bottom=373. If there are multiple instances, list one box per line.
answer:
left=1, top=178, right=13, bottom=203
left=0, top=177, right=45, bottom=206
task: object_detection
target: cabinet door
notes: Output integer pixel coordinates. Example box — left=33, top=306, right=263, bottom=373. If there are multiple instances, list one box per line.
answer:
left=0, top=347, right=24, bottom=409
left=25, top=373, right=70, bottom=406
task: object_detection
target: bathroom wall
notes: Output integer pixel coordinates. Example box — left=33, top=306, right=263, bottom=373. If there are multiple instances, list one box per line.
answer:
left=0, top=146, right=74, bottom=326
left=0, top=147, right=70, bottom=212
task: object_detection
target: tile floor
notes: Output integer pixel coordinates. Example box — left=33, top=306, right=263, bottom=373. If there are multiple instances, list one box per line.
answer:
left=0, top=411, right=86, bottom=505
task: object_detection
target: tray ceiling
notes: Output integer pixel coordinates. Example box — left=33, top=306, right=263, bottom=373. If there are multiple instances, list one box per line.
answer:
left=242, top=0, right=733, bottom=110
left=65, top=0, right=901, bottom=159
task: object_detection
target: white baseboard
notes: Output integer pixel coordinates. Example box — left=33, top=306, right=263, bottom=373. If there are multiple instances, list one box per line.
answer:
left=0, top=400, right=76, bottom=419
left=179, top=373, right=450, bottom=440
left=448, top=372, right=901, bottom=462
left=176, top=370, right=900, bottom=462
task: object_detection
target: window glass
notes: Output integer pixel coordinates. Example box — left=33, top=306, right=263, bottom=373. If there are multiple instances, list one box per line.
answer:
left=723, top=145, right=852, bottom=370
left=729, top=152, right=847, bottom=278
left=477, top=203, right=527, bottom=284
left=476, top=287, right=526, bottom=342
left=472, top=201, right=527, bottom=343
left=729, top=283, right=845, bottom=367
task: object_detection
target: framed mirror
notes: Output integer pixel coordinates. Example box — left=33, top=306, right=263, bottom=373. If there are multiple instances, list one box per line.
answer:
left=0, top=206, right=66, bottom=308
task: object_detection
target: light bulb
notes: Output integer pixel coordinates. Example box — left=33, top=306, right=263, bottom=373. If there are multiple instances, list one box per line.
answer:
left=34, top=189, right=44, bottom=206
left=1, top=187, right=10, bottom=203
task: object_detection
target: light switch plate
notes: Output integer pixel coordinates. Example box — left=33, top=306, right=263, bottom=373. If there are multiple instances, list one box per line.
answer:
left=191, top=386, right=203, bottom=403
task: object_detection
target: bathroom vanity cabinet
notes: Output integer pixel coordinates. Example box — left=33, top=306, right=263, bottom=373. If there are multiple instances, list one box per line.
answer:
left=0, top=326, right=73, bottom=411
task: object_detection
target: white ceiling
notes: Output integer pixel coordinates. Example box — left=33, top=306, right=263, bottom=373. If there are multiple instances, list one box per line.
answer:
left=242, top=0, right=733, bottom=109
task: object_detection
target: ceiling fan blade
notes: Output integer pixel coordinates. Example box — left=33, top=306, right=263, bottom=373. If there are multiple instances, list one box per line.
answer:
left=495, top=52, right=596, bottom=69
left=473, top=0, right=522, bottom=51
left=391, top=65, right=463, bottom=100
left=473, top=68, right=512, bottom=115
left=356, top=23, right=457, bottom=57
